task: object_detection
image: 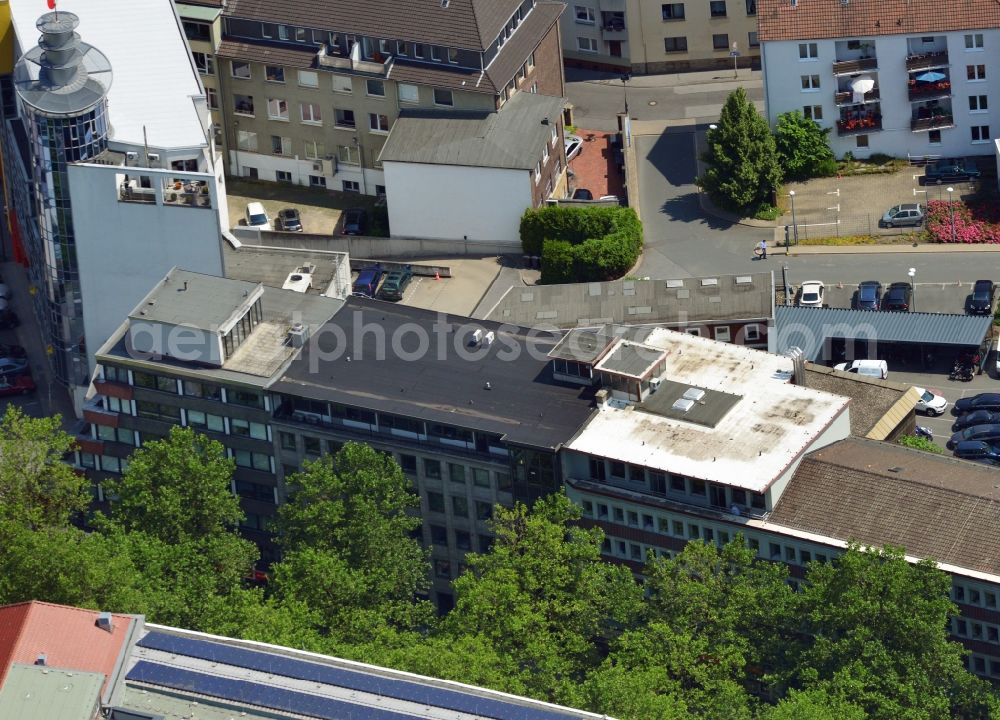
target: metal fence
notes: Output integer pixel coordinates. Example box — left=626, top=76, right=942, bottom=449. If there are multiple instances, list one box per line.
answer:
left=783, top=215, right=924, bottom=242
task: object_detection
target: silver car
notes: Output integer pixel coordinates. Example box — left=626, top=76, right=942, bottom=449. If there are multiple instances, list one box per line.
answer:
left=881, top=203, right=924, bottom=228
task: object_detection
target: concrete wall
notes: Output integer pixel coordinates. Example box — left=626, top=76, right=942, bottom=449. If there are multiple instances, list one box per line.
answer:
left=70, top=163, right=225, bottom=375
left=382, top=162, right=532, bottom=243
left=233, top=227, right=522, bottom=258
left=762, top=31, right=1000, bottom=160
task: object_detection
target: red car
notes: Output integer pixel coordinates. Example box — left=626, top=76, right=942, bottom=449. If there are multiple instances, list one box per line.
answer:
left=0, top=374, right=35, bottom=396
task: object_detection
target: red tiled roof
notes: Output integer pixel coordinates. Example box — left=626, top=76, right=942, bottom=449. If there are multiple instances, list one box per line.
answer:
left=758, top=0, right=1000, bottom=42
left=0, top=601, right=136, bottom=698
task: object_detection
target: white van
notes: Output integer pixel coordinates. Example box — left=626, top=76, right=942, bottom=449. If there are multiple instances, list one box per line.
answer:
left=244, top=201, right=269, bottom=229
left=834, top=359, right=888, bottom=379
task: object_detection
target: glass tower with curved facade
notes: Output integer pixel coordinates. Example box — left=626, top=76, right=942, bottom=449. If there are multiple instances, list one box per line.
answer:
left=13, top=11, right=111, bottom=385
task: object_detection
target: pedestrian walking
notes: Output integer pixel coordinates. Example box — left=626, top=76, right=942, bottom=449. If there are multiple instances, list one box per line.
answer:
left=758, top=239, right=767, bottom=260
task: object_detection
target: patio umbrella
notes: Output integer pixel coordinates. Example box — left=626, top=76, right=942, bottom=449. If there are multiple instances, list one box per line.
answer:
left=851, top=74, right=875, bottom=103
left=915, top=70, right=946, bottom=82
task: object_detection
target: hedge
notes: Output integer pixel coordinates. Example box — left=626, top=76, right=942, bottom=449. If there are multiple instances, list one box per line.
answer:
left=520, top=206, right=642, bottom=284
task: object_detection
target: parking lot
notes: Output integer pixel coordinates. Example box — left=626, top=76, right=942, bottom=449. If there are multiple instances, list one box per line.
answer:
left=790, top=279, right=994, bottom=315
left=226, top=178, right=383, bottom=235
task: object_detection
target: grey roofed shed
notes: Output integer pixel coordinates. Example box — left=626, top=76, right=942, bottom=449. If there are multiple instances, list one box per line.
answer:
left=774, top=306, right=992, bottom=361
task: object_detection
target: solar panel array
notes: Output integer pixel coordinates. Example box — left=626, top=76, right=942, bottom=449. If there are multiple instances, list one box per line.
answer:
left=136, top=631, right=584, bottom=720
left=127, top=661, right=416, bottom=720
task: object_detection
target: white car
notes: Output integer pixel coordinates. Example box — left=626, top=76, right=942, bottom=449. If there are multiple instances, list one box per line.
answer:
left=798, top=280, right=825, bottom=307
left=913, top=386, right=948, bottom=416
left=244, top=201, right=270, bottom=229
left=834, top=359, right=888, bottom=379
left=564, top=135, right=583, bottom=162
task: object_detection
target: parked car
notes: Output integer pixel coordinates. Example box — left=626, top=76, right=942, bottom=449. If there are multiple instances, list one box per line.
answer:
left=952, top=409, right=1000, bottom=431
left=798, top=280, right=825, bottom=308
left=564, top=135, right=583, bottom=162
left=244, top=201, right=269, bottom=229
left=0, top=357, right=28, bottom=377
left=914, top=387, right=948, bottom=416
left=276, top=208, right=302, bottom=232
left=0, top=373, right=34, bottom=397
left=880, top=203, right=924, bottom=228
left=0, top=283, right=12, bottom=300
left=968, top=279, right=995, bottom=315
left=572, top=188, right=593, bottom=200
left=883, top=282, right=912, bottom=312
left=954, top=393, right=1000, bottom=416
left=0, top=310, right=20, bottom=330
left=948, top=423, right=1000, bottom=450
left=853, top=281, right=882, bottom=310
left=833, top=359, right=888, bottom=379
left=924, top=158, right=981, bottom=184
left=341, top=208, right=368, bottom=235
left=952, top=440, right=1000, bottom=465
left=0, top=343, right=26, bottom=359
left=378, top=267, right=413, bottom=301
left=351, top=264, right=383, bottom=298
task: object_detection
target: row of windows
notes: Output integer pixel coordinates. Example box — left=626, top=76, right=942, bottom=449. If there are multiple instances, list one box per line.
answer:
left=115, top=368, right=264, bottom=409
left=964, top=654, right=1000, bottom=679
left=954, top=616, right=1000, bottom=645
left=953, top=581, right=1000, bottom=609
left=429, top=523, right=493, bottom=555
left=798, top=34, right=986, bottom=61
left=78, top=452, right=129, bottom=474
left=426, top=491, right=494, bottom=521
left=658, top=0, right=757, bottom=19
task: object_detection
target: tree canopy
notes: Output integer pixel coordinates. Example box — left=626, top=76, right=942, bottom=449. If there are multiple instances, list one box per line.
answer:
left=774, top=111, right=836, bottom=181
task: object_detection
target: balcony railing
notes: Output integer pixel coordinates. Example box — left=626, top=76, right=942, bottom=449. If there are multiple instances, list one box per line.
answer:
left=601, top=25, right=627, bottom=40
left=832, top=57, right=877, bottom=75
left=905, top=50, right=948, bottom=71
left=836, top=115, right=882, bottom=135
left=834, top=87, right=880, bottom=106
left=911, top=114, right=955, bottom=132
left=316, top=45, right=393, bottom=75
left=908, top=80, right=950, bottom=101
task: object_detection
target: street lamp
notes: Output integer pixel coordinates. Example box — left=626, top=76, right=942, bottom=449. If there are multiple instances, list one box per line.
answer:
left=947, top=186, right=956, bottom=243
left=789, top=190, right=799, bottom=245
left=621, top=73, right=631, bottom=116
left=908, top=267, right=916, bottom=311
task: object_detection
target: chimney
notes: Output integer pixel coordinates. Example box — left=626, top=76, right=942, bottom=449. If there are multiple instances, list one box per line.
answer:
left=34, top=653, right=46, bottom=666
left=595, top=388, right=609, bottom=407
left=785, top=346, right=806, bottom=386
left=96, top=611, right=114, bottom=633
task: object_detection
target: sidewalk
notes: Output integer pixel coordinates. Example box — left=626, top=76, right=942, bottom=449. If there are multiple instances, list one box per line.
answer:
left=784, top=243, right=1000, bottom=255
left=570, top=67, right=761, bottom=89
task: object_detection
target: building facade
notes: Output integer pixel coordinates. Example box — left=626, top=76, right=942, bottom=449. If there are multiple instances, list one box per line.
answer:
left=179, top=0, right=566, bottom=196
left=758, top=0, right=1000, bottom=159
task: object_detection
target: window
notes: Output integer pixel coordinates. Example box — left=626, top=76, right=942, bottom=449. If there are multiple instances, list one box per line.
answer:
left=303, top=139, right=325, bottom=159
left=803, top=104, right=823, bottom=120
left=798, top=42, right=818, bottom=59
left=577, top=37, right=598, bottom=53
left=610, top=461, right=626, bottom=479
left=271, top=135, right=291, bottom=155
left=613, top=506, right=625, bottom=523
left=575, top=5, right=596, bottom=23
left=366, top=79, right=385, bottom=97
left=970, top=95, right=988, bottom=112
left=433, top=88, right=454, bottom=106
left=231, top=418, right=267, bottom=440
left=455, top=530, right=472, bottom=551
left=300, top=102, right=322, bottom=123
left=399, top=454, right=417, bottom=475
left=661, top=3, right=685, bottom=19
left=185, top=410, right=225, bottom=433
left=748, top=31, right=759, bottom=47
left=430, top=524, right=448, bottom=545
left=297, top=70, right=319, bottom=88
left=855, top=134, right=869, bottom=148
left=476, top=501, right=492, bottom=520
left=134, top=372, right=177, bottom=393
left=398, top=83, right=419, bottom=103
left=664, top=36, right=688, bottom=53
left=233, top=450, right=272, bottom=472
left=229, top=388, right=263, bottom=408
left=243, top=167, right=258, bottom=179
left=431, top=46, right=443, bottom=62
left=472, top=467, right=490, bottom=488
left=106, top=396, right=131, bottom=414
left=968, top=64, right=986, bottom=81
left=965, top=33, right=984, bottom=50
left=690, top=478, right=706, bottom=495
left=928, top=129, right=942, bottom=144
left=413, top=43, right=425, bottom=59
left=234, top=94, right=255, bottom=115
left=627, top=510, right=639, bottom=527
left=424, top=458, right=442, bottom=480
left=448, top=48, right=459, bottom=63
left=231, top=61, right=251, bottom=79
left=744, top=324, right=760, bottom=341
left=972, top=125, right=990, bottom=142
left=714, top=326, right=731, bottom=342
left=746, top=0, right=757, bottom=14
left=452, top=496, right=469, bottom=517
left=688, top=523, right=700, bottom=539
left=334, top=108, right=356, bottom=128
left=206, top=87, right=218, bottom=110
left=309, top=175, right=326, bottom=188
left=672, top=520, right=684, bottom=536
left=277, top=25, right=290, bottom=40
left=448, top=463, right=466, bottom=484
left=279, top=431, right=296, bottom=451
left=427, top=491, right=445, bottom=513
left=649, top=471, right=667, bottom=495
left=712, top=33, right=729, bottom=50
left=368, top=112, right=389, bottom=132
left=342, top=180, right=361, bottom=192
left=183, top=20, right=210, bottom=41
left=267, top=98, right=288, bottom=120
left=265, top=65, right=284, bottom=82
left=670, top=475, right=686, bottom=493
left=236, top=480, right=274, bottom=503
left=479, top=534, right=494, bottom=552
left=236, top=130, right=257, bottom=151
left=710, top=1, right=727, bottom=16
left=192, top=52, right=214, bottom=75
left=295, top=27, right=306, bottom=42
left=97, top=425, right=135, bottom=445
left=801, top=74, right=820, bottom=91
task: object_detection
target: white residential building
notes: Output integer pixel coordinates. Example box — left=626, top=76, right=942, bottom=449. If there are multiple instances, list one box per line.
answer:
left=758, top=0, right=1000, bottom=159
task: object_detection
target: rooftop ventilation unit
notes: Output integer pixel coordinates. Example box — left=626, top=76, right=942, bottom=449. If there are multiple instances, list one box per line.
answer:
left=470, top=328, right=483, bottom=346
left=483, top=331, right=495, bottom=346
left=672, top=397, right=695, bottom=412
left=282, top=263, right=316, bottom=293
left=96, top=612, right=114, bottom=633
left=34, top=654, right=46, bottom=666
left=682, top=387, right=706, bottom=402
left=288, top=323, right=309, bottom=348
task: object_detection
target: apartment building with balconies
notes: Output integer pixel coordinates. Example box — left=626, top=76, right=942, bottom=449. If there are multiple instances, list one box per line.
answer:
left=186, top=0, right=566, bottom=196
left=758, top=0, right=1000, bottom=159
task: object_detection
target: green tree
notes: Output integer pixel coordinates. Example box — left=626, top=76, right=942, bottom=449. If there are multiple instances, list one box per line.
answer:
left=446, top=492, right=643, bottom=704
left=773, top=111, right=836, bottom=181
left=699, top=88, right=782, bottom=214
left=270, top=443, right=433, bottom=642
left=757, top=688, right=865, bottom=720
left=100, top=426, right=242, bottom=544
left=0, top=406, right=87, bottom=530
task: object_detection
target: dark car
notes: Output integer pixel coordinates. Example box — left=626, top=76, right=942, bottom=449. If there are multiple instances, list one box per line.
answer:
left=572, top=188, right=593, bottom=200
left=276, top=208, right=302, bottom=232
left=924, top=158, right=981, bottom=184
left=948, top=423, right=1000, bottom=450
left=351, top=264, right=383, bottom=298
left=378, top=267, right=412, bottom=301
left=968, top=279, right=995, bottom=315
left=953, top=410, right=1000, bottom=431
left=882, top=282, right=912, bottom=312
left=954, top=393, right=1000, bottom=416
left=0, top=343, right=26, bottom=359
left=853, top=281, right=882, bottom=310
left=0, top=310, right=20, bottom=330
left=953, top=440, right=1000, bottom=465
left=341, top=208, right=368, bottom=235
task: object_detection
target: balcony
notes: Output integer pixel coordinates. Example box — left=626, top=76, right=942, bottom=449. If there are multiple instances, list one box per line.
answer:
left=316, top=44, right=393, bottom=75
left=835, top=87, right=880, bottom=106
left=601, top=24, right=627, bottom=41
left=911, top=114, right=954, bottom=132
left=906, top=50, right=948, bottom=72
left=908, top=79, right=950, bottom=101
left=836, top=111, right=882, bottom=136
left=832, top=57, right=877, bottom=76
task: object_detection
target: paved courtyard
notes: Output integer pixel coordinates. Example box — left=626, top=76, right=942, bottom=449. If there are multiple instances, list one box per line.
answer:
left=567, top=129, right=625, bottom=200
left=226, top=178, right=382, bottom=234
left=788, top=279, right=992, bottom=315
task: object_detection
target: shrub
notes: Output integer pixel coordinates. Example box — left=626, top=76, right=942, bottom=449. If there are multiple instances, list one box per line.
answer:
left=868, top=152, right=894, bottom=164
left=774, top=111, right=835, bottom=181
left=815, top=158, right=839, bottom=177
left=521, top=206, right=642, bottom=284
left=898, top=435, right=944, bottom=454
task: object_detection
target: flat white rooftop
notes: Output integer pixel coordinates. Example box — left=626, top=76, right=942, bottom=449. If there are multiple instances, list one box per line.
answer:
left=10, top=0, right=207, bottom=150
left=566, top=327, right=850, bottom=493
